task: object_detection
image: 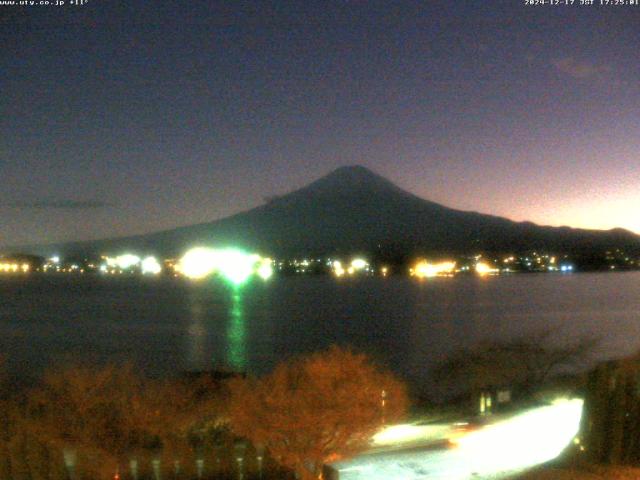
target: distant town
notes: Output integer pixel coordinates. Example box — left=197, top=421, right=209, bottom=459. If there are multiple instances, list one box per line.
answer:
left=0, top=246, right=637, bottom=283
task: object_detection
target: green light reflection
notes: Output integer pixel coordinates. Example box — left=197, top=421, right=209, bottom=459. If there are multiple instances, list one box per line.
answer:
left=227, top=286, right=247, bottom=370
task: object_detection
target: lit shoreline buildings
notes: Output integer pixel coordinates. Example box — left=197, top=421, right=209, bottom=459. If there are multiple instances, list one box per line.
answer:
left=1, top=247, right=637, bottom=280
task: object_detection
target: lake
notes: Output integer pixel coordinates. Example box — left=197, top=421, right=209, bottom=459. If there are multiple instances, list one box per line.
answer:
left=1, top=272, right=639, bottom=397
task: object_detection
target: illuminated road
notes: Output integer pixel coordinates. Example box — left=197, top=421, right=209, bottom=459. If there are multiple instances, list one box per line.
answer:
left=334, top=399, right=583, bottom=480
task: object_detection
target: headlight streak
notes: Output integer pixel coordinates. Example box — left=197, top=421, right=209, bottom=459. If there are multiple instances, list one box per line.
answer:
left=335, top=399, right=583, bottom=480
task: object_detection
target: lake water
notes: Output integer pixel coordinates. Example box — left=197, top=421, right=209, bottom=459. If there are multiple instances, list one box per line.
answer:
left=1, top=272, right=639, bottom=397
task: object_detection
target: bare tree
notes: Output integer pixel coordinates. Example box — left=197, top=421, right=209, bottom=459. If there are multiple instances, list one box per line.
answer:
left=227, top=345, right=408, bottom=480
left=432, top=329, right=598, bottom=398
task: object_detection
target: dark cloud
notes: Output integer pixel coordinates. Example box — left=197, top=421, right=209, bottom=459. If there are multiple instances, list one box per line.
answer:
left=1, top=200, right=114, bottom=210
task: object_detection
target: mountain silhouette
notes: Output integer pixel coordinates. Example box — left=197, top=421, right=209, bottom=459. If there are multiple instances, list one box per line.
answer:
left=16, top=166, right=640, bottom=259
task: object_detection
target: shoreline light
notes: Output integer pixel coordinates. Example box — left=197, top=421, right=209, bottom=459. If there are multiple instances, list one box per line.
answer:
left=411, top=260, right=456, bottom=278
left=351, top=258, right=368, bottom=271
left=332, top=260, right=345, bottom=277
left=257, top=259, right=274, bottom=280
left=178, top=247, right=271, bottom=284
left=216, top=249, right=256, bottom=285
left=178, top=247, right=219, bottom=279
left=0, top=263, right=27, bottom=273
left=115, top=254, right=141, bottom=270
left=475, top=261, right=499, bottom=276
left=141, top=256, right=162, bottom=275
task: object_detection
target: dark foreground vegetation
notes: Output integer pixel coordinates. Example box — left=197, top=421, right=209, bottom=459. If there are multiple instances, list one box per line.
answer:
left=0, top=347, right=407, bottom=480
left=3, top=329, right=627, bottom=480
left=430, top=329, right=597, bottom=410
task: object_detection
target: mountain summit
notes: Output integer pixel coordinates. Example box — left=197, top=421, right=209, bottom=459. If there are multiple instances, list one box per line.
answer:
left=305, top=165, right=402, bottom=193
left=20, top=165, right=640, bottom=258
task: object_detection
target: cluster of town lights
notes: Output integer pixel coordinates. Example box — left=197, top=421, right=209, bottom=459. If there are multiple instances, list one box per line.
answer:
left=475, top=261, right=500, bottom=276
left=410, top=259, right=502, bottom=278
left=100, top=254, right=162, bottom=275
left=0, top=262, right=29, bottom=273
left=177, top=247, right=273, bottom=284
left=3, top=250, right=580, bottom=279
left=96, top=248, right=274, bottom=285
left=410, top=260, right=456, bottom=278
left=332, top=258, right=371, bottom=277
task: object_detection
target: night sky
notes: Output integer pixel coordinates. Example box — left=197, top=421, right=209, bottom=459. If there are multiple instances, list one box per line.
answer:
left=2, top=0, right=639, bottom=247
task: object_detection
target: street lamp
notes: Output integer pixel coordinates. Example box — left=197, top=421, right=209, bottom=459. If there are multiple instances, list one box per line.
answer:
left=234, top=439, right=247, bottom=480
left=63, top=448, right=76, bottom=480
left=195, top=458, right=204, bottom=480
left=213, top=441, right=224, bottom=473
left=255, top=443, right=265, bottom=479
left=152, top=458, right=162, bottom=480
left=129, top=459, right=139, bottom=480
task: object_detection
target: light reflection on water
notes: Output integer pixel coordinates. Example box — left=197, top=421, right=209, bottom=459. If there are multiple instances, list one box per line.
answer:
left=185, top=282, right=248, bottom=372
left=1, top=272, right=640, bottom=395
left=186, top=299, right=207, bottom=370
left=227, top=288, right=247, bottom=370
